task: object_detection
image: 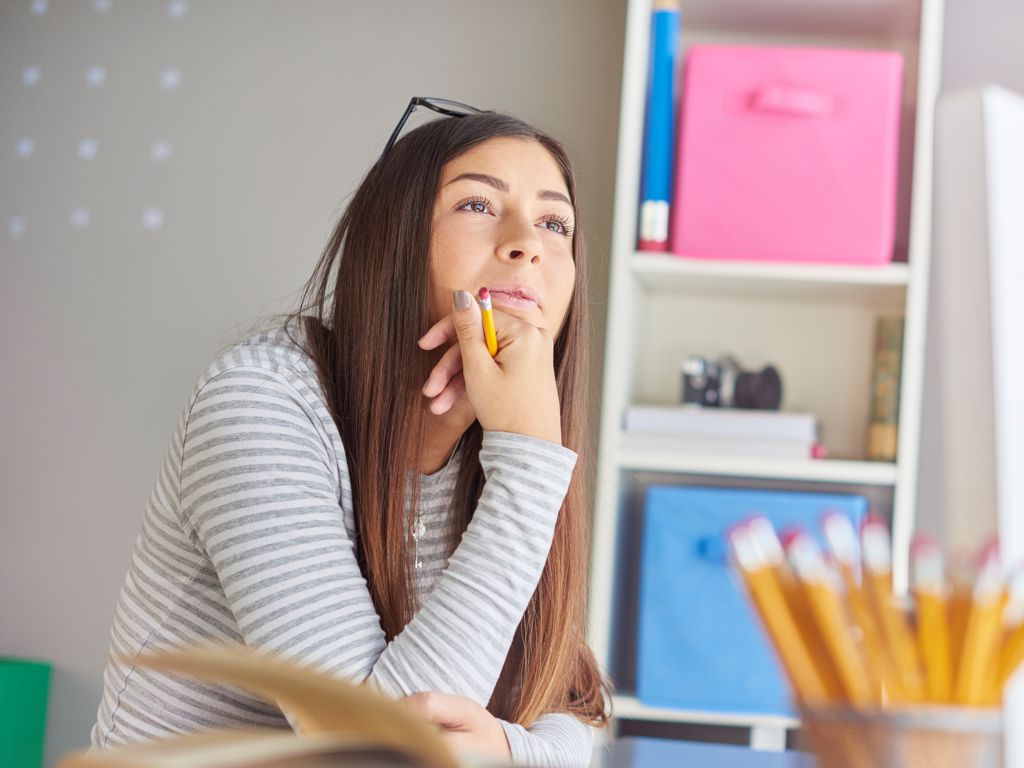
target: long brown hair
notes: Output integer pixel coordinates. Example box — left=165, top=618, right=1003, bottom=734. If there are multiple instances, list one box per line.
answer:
left=269, top=111, right=610, bottom=728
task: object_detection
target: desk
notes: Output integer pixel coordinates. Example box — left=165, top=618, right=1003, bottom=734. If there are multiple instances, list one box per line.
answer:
left=596, top=737, right=816, bottom=768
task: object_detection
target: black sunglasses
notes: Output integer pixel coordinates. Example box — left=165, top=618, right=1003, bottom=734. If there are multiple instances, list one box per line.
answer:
left=380, top=96, right=482, bottom=159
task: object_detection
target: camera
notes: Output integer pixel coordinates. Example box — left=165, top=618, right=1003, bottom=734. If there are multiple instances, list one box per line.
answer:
left=681, top=355, right=783, bottom=410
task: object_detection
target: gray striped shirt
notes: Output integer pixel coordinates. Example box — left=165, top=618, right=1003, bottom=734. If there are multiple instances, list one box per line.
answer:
left=90, top=324, right=596, bottom=767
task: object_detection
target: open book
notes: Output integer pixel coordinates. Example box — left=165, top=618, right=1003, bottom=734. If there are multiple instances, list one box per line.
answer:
left=60, top=645, right=508, bottom=768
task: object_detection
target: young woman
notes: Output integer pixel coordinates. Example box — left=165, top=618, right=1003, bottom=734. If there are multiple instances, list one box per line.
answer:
left=91, top=102, right=611, bottom=767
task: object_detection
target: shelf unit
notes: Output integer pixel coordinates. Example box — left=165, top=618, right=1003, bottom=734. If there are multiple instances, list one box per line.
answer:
left=586, top=0, right=946, bottom=750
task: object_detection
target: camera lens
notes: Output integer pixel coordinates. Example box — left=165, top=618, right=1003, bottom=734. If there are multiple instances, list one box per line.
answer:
left=734, top=366, right=782, bottom=410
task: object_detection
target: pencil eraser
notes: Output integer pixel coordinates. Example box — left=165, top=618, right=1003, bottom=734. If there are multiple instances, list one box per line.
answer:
left=910, top=532, right=940, bottom=555
left=861, top=513, right=888, bottom=532
left=779, top=527, right=806, bottom=551
left=977, top=538, right=1000, bottom=567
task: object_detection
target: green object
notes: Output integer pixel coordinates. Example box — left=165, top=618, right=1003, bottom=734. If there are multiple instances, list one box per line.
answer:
left=0, top=658, right=51, bottom=768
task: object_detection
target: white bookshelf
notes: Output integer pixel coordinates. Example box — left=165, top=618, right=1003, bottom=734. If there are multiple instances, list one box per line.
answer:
left=586, top=0, right=946, bottom=750
left=616, top=450, right=899, bottom=485
left=631, top=253, right=911, bottom=303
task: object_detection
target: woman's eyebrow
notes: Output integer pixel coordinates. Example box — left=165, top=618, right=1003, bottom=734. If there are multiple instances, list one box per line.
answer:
left=445, top=172, right=572, bottom=206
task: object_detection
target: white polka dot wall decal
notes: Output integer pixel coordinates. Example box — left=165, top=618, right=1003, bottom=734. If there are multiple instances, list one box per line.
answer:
left=142, top=207, right=164, bottom=231
left=160, top=68, right=181, bottom=91
left=16, top=137, right=34, bottom=158
left=70, top=208, right=92, bottom=228
left=77, top=138, right=99, bottom=160
left=93, top=0, right=112, bottom=12
left=9, top=216, right=27, bottom=239
left=167, top=1, right=188, bottom=19
left=31, top=0, right=48, bottom=16
left=86, top=66, right=107, bottom=88
left=150, top=141, right=173, bottom=162
left=22, top=66, right=41, bottom=87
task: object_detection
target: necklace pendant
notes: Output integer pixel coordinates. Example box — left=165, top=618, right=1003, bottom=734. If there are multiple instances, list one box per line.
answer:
left=414, top=518, right=426, bottom=539
left=414, top=558, right=423, bottom=570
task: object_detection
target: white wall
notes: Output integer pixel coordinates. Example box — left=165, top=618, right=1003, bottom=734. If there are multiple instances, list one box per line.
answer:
left=0, top=2, right=624, bottom=765
left=941, top=0, right=1024, bottom=94
left=917, top=0, right=1024, bottom=548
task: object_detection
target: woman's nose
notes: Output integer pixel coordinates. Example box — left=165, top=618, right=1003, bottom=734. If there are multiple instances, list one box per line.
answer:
left=501, top=216, right=543, bottom=263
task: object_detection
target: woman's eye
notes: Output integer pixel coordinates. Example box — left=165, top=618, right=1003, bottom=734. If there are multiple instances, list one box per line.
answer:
left=540, top=217, right=574, bottom=237
left=458, top=197, right=493, bottom=214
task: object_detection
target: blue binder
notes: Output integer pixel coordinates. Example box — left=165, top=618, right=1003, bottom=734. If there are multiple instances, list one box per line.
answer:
left=636, top=485, right=868, bottom=715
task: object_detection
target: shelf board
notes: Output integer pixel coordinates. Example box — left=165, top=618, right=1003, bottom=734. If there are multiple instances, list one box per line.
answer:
left=612, top=694, right=800, bottom=730
left=631, top=253, right=910, bottom=304
left=616, top=448, right=899, bottom=485
left=675, top=0, right=920, bottom=39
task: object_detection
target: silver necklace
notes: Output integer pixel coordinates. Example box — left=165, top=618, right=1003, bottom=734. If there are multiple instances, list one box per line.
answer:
left=412, top=435, right=463, bottom=570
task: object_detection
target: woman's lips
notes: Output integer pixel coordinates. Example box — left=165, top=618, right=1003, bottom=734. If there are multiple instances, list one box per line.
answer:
left=487, top=290, right=539, bottom=310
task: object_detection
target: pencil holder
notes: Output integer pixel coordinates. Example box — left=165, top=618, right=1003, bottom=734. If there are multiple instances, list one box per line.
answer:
left=798, top=705, right=1003, bottom=768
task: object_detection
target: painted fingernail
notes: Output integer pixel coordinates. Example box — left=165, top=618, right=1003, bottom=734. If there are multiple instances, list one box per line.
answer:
left=453, top=290, right=472, bottom=310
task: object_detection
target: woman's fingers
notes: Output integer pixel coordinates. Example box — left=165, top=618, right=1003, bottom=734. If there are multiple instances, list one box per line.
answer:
left=400, top=691, right=476, bottom=729
left=419, top=302, right=528, bottom=355
left=422, top=342, right=463, bottom=399
left=417, top=314, right=456, bottom=351
left=427, top=372, right=466, bottom=415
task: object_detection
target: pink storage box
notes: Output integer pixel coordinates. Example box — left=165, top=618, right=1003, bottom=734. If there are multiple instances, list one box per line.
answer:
left=671, top=45, right=904, bottom=265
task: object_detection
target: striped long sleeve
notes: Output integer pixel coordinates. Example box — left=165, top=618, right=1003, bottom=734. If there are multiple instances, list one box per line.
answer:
left=178, top=367, right=576, bottom=702
left=92, top=327, right=596, bottom=766
left=501, top=713, right=596, bottom=768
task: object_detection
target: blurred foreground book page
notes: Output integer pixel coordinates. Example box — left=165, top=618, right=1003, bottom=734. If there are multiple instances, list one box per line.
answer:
left=59, top=645, right=506, bottom=768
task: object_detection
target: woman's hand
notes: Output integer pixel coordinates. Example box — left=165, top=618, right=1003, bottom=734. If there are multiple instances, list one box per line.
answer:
left=418, top=289, right=562, bottom=445
left=400, top=691, right=512, bottom=760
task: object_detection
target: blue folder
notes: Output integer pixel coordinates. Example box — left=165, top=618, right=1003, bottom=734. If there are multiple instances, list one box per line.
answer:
left=638, top=2, right=679, bottom=248
left=636, top=485, right=868, bottom=715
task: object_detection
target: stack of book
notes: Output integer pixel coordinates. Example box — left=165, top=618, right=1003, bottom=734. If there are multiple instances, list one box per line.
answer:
left=623, top=405, right=823, bottom=460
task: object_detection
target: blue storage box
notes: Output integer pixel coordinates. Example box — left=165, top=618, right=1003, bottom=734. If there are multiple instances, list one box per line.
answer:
left=636, top=485, right=868, bottom=715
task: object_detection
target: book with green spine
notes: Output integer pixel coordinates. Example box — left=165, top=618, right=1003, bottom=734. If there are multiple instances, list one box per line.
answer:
left=867, top=316, right=904, bottom=461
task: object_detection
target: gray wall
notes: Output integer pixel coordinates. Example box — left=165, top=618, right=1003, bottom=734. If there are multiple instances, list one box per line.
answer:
left=0, top=2, right=624, bottom=765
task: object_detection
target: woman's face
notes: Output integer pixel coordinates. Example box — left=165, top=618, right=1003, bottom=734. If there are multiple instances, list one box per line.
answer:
left=428, top=137, right=577, bottom=332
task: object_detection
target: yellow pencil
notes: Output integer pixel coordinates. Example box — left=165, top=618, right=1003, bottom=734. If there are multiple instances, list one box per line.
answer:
left=729, top=520, right=830, bottom=705
left=822, top=512, right=894, bottom=705
left=785, top=530, right=873, bottom=707
left=766, top=524, right=845, bottom=702
left=949, top=559, right=974, bottom=698
left=477, top=288, right=498, bottom=357
left=1002, top=624, right=1024, bottom=691
left=861, top=517, right=926, bottom=702
left=911, top=534, right=953, bottom=703
left=999, top=569, right=1024, bottom=690
left=955, top=542, right=1005, bottom=706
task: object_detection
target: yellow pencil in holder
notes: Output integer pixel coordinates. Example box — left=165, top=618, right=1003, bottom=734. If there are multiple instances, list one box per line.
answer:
left=728, top=519, right=830, bottom=706
left=911, top=534, right=954, bottom=704
left=776, top=565, right=847, bottom=702
left=999, top=569, right=1024, bottom=690
left=760, top=522, right=845, bottom=702
left=477, top=288, right=498, bottom=357
left=823, top=512, right=895, bottom=705
left=784, top=530, right=874, bottom=707
left=955, top=543, right=1005, bottom=706
left=861, top=517, right=926, bottom=702
left=949, top=569, right=974, bottom=695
